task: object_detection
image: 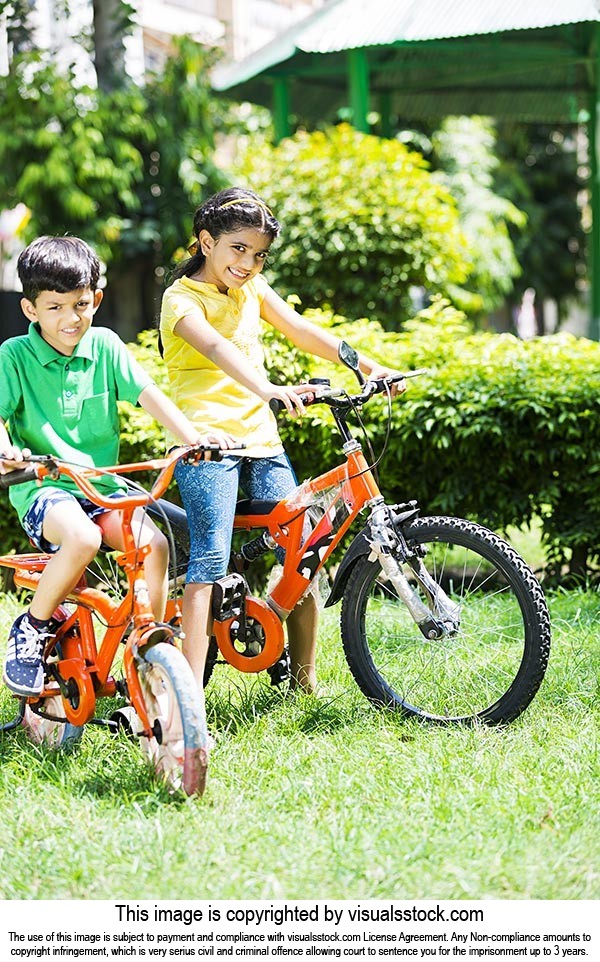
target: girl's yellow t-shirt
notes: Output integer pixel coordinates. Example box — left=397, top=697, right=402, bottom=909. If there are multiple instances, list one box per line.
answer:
left=160, top=273, right=283, bottom=457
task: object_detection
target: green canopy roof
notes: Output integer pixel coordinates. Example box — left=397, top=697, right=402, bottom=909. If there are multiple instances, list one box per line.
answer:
left=212, top=0, right=600, bottom=336
left=213, top=0, right=600, bottom=125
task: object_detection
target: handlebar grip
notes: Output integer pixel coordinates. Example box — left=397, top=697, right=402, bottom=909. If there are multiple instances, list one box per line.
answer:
left=0, top=466, right=40, bottom=488
left=182, top=443, right=224, bottom=464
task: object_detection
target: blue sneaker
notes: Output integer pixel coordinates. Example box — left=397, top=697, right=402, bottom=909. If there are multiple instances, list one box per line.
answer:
left=3, top=612, right=51, bottom=697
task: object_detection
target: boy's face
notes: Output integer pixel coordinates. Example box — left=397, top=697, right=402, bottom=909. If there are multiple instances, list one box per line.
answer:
left=21, top=287, right=103, bottom=356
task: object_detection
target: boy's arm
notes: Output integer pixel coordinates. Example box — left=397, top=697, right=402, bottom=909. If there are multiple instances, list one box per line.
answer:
left=137, top=384, right=237, bottom=449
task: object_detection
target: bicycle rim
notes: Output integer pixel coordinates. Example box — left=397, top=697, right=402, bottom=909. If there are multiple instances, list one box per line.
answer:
left=136, top=643, right=209, bottom=796
left=341, top=516, right=551, bottom=724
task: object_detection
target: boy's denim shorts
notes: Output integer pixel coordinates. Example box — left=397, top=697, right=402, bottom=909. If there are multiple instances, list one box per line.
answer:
left=174, top=452, right=297, bottom=584
left=22, top=488, right=121, bottom=553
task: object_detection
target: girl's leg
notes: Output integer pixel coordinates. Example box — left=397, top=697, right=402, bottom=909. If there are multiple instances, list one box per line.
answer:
left=175, top=457, right=240, bottom=693
left=286, top=593, right=318, bottom=693
left=181, top=583, right=213, bottom=690
left=243, top=454, right=319, bottom=693
left=98, top=508, right=169, bottom=621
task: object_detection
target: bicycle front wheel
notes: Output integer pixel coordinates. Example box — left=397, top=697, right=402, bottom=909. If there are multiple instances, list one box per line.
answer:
left=136, top=643, right=209, bottom=796
left=341, top=516, right=551, bottom=725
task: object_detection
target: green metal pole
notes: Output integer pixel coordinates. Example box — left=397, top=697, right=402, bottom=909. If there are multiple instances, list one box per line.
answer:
left=379, top=90, right=392, bottom=138
left=590, top=24, right=600, bottom=340
left=272, top=77, right=291, bottom=143
left=348, top=48, right=370, bottom=133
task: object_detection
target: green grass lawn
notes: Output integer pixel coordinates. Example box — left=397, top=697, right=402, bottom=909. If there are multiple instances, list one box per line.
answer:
left=0, top=586, right=598, bottom=901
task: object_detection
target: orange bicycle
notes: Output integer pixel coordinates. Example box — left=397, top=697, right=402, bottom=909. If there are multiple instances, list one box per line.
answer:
left=154, top=341, right=551, bottom=725
left=0, top=444, right=218, bottom=795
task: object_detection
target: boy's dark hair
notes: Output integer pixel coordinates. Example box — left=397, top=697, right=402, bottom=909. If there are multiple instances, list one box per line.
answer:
left=172, top=187, right=281, bottom=281
left=18, top=236, right=101, bottom=302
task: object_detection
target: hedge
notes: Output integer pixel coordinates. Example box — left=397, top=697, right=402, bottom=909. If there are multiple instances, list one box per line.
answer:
left=1, top=303, right=599, bottom=579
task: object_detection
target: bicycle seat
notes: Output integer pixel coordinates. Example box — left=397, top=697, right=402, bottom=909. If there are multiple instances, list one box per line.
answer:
left=235, top=499, right=279, bottom=516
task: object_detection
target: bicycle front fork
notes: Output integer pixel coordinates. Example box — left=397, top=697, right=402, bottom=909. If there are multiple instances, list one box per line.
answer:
left=366, top=504, right=460, bottom=639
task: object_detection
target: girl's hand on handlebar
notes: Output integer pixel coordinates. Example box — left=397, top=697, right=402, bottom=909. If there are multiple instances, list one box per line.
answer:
left=0, top=445, right=32, bottom=473
left=260, top=382, right=313, bottom=417
left=195, top=430, right=239, bottom=450
left=363, top=364, right=407, bottom=398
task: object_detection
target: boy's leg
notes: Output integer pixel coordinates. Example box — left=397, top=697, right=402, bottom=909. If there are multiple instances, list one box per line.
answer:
left=29, top=499, right=102, bottom=620
left=97, top=508, right=169, bottom=621
left=4, top=496, right=102, bottom=697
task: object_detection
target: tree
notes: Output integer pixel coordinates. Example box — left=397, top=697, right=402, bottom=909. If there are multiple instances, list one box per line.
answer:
left=0, top=3, right=226, bottom=333
left=92, top=0, right=134, bottom=91
left=495, top=122, right=586, bottom=332
left=431, top=116, right=526, bottom=317
left=234, top=123, right=470, bottom=327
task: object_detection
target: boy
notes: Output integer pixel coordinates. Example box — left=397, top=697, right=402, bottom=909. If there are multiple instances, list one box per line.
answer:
left=0, top=235, right=230, bottom=698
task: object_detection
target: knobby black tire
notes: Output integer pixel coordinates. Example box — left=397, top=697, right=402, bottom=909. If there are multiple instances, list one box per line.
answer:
left=341, top=516, right=551, bottom=725
left=138, top=642, right=209, bottom=796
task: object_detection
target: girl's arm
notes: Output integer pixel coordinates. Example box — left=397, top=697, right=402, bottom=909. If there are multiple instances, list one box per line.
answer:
left=260, top=287, right=406, bottom=386
left=138, top=384, right=237, bottom=448
left=174, top=312, right=310, bottom=415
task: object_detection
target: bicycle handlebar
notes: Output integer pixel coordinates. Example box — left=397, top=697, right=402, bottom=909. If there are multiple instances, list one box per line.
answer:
left=0, top=443, right=231, bottom=504
left=0, top=465, right=40, bottom=488
left=269, top=368, right=427, bottom=415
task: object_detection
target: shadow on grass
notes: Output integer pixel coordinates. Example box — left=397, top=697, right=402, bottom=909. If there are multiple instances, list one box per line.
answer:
left=206, top=672, right=370, bottom=738
left=0, top=714, right=192, bottom=810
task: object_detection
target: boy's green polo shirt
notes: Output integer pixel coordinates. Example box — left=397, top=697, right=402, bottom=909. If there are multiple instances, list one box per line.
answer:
left=0, top=323, right=153, bottom=521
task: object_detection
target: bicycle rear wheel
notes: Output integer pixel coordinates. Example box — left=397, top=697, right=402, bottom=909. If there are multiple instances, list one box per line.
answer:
left=136, top=642, right=209, bottom=796
left=341, top=516, right=551, bottom=725
left=22, top=696, right=83, bottom=749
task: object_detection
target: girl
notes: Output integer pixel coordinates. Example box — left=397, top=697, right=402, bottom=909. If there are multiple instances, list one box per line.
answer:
left=160, top=187, right=404, bottom=695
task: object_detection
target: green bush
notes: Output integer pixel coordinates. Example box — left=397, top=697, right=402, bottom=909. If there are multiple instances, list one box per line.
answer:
left=2, top=312, right=599, bottom=580
left=233, top=124, right=470, bottom=327
left=262, top=300, right=600, bottom=579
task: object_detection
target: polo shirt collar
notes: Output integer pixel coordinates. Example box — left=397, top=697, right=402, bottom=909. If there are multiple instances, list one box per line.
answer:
left=27, top=322, right=95, bottom=365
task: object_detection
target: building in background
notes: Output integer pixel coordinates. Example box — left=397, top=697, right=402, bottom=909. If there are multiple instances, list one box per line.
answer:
left=0, top=1, right=325, bottom=80
left=141, top=1, right=324, bottom=71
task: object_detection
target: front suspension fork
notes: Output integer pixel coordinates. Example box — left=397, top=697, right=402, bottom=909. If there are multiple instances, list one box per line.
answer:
left=367, top=505, right=460, bottom=639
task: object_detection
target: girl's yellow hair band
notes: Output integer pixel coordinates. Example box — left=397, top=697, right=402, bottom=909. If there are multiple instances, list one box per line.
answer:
left=218, top=198, right=273, bottom=216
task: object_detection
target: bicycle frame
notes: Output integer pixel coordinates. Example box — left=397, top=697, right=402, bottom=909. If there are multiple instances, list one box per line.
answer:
left=0, top=448, right=196, bottom=732
left=236, top=442, right=381, bottom=619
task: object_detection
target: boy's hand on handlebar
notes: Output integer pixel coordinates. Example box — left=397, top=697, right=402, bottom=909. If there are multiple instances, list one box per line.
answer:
left=0, top=445, right=32, bottom=473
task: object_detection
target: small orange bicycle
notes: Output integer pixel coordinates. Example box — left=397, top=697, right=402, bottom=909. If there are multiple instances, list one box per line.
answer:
left=0, top=444, right=218, bottom=796
left=153, top=341, right=551, bottom=725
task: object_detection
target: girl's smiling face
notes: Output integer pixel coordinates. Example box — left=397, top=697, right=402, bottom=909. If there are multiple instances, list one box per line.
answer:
left=195, top=228, right=272, bottom=292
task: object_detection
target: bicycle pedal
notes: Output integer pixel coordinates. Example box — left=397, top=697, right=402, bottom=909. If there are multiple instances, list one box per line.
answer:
left=212, top=573, right=247, bottom=622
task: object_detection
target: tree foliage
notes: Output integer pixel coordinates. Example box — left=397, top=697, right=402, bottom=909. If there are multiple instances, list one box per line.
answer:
left=0, top=54, right=150, bottom=264
left=234, top=124, right=470, bottom=328
left=0, top=21, right=225, bottom=330
left=431, top=117, right=526, bottom=316
left=495, top=122, right=586, bottom=327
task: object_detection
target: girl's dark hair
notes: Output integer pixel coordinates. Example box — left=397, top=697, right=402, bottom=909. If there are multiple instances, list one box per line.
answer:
left=17, top=235, right=101, bottom=302
left=172, top=187, right=280, bottom=280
